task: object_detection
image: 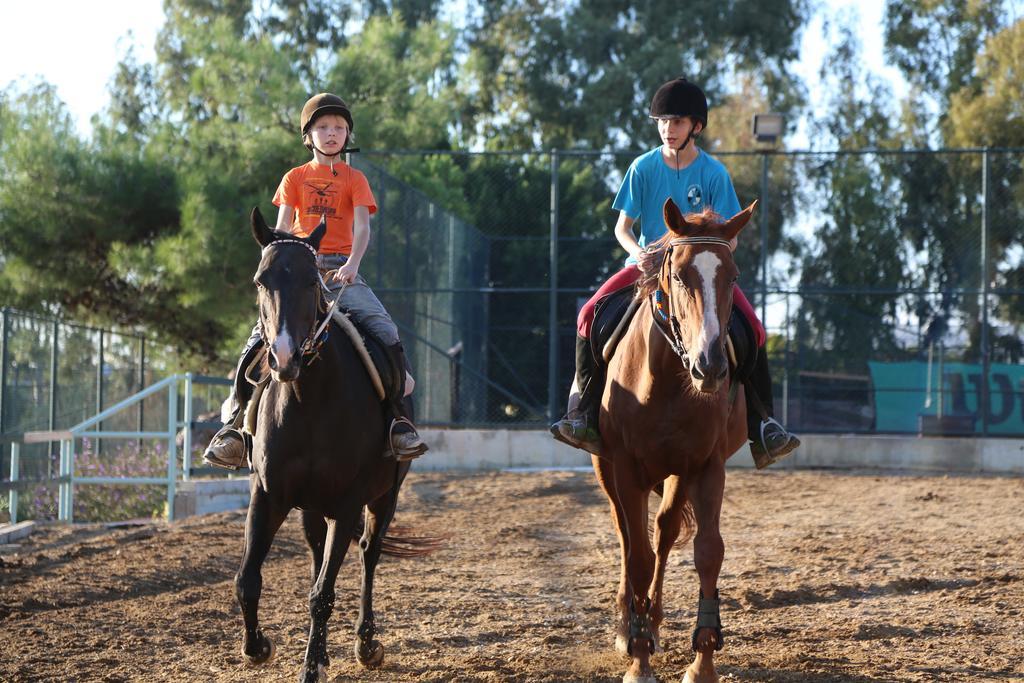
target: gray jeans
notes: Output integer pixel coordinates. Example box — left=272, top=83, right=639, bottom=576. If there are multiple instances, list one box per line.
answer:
left=242, top=254, right=402, bottom=354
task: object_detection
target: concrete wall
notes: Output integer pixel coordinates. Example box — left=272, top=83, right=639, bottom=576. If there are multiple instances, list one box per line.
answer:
left=173, top=478, right=250, bottom=520
left=171, top=430, right=1024, bottom=519
left=417, top=429, right=1024, bottom=475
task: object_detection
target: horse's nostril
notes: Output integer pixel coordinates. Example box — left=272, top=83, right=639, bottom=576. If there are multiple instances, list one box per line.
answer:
left=691, top=364, right=705, bottom=380
left=716, top=366, right=728, bottom=380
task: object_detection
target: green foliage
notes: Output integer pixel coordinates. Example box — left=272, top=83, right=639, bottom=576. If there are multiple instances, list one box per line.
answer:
left=1, top=0, right=812, bottom=377
left=458, top=0, right=810, bottom=150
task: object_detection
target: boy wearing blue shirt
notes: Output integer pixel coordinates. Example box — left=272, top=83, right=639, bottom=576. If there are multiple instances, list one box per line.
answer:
left=551, top=78, right=799, bottom=468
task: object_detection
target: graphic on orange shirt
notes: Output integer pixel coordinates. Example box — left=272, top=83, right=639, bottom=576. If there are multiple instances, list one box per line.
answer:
left=304, top=180, right=338, bottom=219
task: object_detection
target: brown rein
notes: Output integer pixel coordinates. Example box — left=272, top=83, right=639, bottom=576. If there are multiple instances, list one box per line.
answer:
left=649, top=236, right=733, bottom=369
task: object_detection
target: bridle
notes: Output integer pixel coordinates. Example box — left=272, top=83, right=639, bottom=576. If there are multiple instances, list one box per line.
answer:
left=258, top=239, right=347, bottom=362
left=649, top=236, right=733, bottom=369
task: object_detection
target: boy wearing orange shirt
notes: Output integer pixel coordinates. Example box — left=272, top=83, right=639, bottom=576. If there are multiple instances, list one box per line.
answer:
left=204, top=93, right=427, bottom=469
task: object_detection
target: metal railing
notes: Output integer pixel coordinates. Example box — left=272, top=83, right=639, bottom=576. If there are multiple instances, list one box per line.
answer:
left=3, top=373, right=231, bottom=524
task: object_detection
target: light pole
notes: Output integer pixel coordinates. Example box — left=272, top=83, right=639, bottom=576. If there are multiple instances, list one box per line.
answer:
left=752, top=112, right=785, bottom=327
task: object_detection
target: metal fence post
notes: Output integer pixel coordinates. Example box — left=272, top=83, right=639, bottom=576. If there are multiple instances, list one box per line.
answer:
left=980, top=149, right=991, bottom=436
left=760, top=152, right=770, bottom=326
left=166, top=378, right=178, bottom=522
left=9, top=441, right=19, bottom=524
left=182, top=374, right=193, bottom=481
left=548, top=149, right=560, bottom=422
left=49, top=319, right=59, bottom=474
left=58, top=439, right=69, bottom=522
left=66, top=438, right=76, bottom=523
left=0, top=308, right=8, bottom=439
left=96, top=329, right=104, bottom=455
left=137, top=337, right=146, bottom=446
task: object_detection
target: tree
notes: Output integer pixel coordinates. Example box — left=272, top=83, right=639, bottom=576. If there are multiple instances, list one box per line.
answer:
left=796, top=25, right=908, bottom=371
left=459, top=0, right=810, bottom=151
left=0, top=84, right=193, bottom=346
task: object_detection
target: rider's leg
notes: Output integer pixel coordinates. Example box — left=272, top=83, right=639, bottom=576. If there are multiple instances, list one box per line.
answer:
left=733, top=286, right=800, bottom=468
left=327, top=258, right=427, bottom=460
left=203, top=324, right=263, bottom=470
left=550, top=265, right=641, bottom=453
left=382, top=341, right=428, bottom=460
left=550, top=334, right=604, bottom=453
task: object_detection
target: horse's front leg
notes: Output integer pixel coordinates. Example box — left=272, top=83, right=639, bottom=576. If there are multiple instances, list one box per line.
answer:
left=649, top=475, right=688, bottom=650
left=300, top=507, right=361, bottom=683
left=591, top=454, right=632, bottom=654
left=593, top=454, right=657, bottom=683
left=683, top=460, right=727, bottom=683
left=354, top=462, right=407, bottom=668
left=236, top=483, right=289, bottom=667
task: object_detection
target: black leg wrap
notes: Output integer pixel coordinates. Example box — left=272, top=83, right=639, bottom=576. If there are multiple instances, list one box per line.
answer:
left=627, top=596, right=655, bottom=657
left=692, top=589, right=724, bottom=652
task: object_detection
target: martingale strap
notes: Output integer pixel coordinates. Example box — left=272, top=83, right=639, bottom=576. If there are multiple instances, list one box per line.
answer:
left=669, top=236, right=732, bottom=248
left=692, top=589, right=724, bottom=652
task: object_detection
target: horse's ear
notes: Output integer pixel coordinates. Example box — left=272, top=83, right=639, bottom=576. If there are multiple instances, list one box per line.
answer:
left=721, top=200, right=758, bottom=241
left=663, top=198, right=697, bottom=236
left=305, top=214, right=327, bottom=251
left=251, top=207, right=274, bottom=247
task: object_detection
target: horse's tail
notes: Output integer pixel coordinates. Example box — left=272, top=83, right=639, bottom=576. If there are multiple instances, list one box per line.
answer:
left=350, top=523, right=447, bottom=558
left=650, top=482, right=697, bottom=547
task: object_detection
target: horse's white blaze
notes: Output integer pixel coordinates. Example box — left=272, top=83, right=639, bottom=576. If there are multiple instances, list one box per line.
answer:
left=692, top=251, right=721, bottom=360
left=273, top=328, right=295, bottom=364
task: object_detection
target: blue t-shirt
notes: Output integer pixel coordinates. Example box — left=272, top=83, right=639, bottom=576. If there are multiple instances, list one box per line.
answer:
left=613, top=147, right=740, bottom=265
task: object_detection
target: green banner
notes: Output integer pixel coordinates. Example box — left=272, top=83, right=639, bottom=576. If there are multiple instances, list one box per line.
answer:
left=868, top=361, right=1024, bottom=435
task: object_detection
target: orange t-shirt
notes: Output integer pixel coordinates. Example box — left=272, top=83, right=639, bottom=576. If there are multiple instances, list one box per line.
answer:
left=272, top=161, right=378, bottom=255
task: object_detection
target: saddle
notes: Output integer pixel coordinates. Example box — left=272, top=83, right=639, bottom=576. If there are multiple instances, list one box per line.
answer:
left=242, top=308, right=403, bottom=435
left=589, top=285, right=758, bottom=385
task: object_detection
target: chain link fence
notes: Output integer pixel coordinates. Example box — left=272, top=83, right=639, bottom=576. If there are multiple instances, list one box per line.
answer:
left=2, top=147, right=1021, bottom=443
left=356, top=147, right=1024, bottom=435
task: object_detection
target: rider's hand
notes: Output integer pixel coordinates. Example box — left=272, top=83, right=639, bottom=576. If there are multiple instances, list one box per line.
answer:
left=636, top=248, right=660, bottom=275
left=331, top=261, right=359, bottom=284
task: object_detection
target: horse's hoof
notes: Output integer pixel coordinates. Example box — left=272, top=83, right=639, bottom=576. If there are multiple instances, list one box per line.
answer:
left=318, top=663, right=329, bottom=682
left=622, top=670, right=657, bottom=683
left=242, top=634, right=275, bottom=667
left=356, top=639, right=385, bottom=668
left=615, top=633, right=630, bottom=655
left=682, top=666, right=718, bottom=683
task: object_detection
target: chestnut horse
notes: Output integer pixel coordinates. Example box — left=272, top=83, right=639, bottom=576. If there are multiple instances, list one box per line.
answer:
left=594, top=198, right=756, bottom=683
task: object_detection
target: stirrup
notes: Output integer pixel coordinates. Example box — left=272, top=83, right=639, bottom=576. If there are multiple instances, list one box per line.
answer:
left=751, top=418, right=799, bottom=469
left=386, top=417, right=428, bottom=461
left=202, top=429, right=250, bottom=471
left=549, top=418, right=601, bottom=455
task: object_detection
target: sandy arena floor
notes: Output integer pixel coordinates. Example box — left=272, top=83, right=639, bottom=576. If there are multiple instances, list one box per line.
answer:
left=1, top=468, right=1022, bottom=682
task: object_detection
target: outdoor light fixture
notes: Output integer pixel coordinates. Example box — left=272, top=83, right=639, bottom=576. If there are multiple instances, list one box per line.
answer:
left=752, top=112, right=785, bottom=144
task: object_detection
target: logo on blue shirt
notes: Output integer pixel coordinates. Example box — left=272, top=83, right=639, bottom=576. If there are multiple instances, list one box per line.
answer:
left=687, top=184, right=703, bottom=209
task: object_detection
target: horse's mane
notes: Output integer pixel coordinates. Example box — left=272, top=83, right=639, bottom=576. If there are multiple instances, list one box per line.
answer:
left=635, top=208, right=723, bottom=299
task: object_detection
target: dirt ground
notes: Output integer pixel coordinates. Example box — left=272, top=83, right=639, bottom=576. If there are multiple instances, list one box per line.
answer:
left=1, top=468, right=1022, bottom=682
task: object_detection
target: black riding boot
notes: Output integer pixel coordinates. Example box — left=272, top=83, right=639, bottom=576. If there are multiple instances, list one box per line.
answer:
left=550, top=334, right=604, bottom=454
left=745, top=345, right=800, bottom=469
left=384, top=342, right=428, bottom=461
left=203, top=338, right=263, bottom=470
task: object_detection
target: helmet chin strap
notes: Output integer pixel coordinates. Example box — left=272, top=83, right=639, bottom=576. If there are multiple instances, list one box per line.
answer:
left=673, top=129, right=696, bottom=178
left=312, top=142, right=344, bottom=176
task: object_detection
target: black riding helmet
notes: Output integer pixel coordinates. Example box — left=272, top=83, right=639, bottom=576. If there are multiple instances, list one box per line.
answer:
left=300, top=93, right=354, bottom=152
left=649, top=78, right=708, bottom=129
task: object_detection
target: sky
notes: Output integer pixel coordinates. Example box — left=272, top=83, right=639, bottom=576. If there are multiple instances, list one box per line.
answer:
left=0, top=0, right=907, bottom=145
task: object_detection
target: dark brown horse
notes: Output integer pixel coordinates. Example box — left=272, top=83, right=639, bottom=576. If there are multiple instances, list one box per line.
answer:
left=594, top=199, right=756, bottom=683
left=235, top=208, right=432, bottom=683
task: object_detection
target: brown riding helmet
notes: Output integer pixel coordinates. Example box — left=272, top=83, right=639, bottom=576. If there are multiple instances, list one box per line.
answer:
left=300, top=93, right=354, bottom=151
